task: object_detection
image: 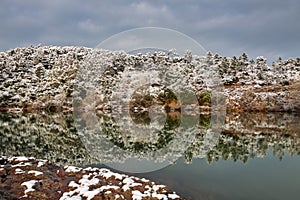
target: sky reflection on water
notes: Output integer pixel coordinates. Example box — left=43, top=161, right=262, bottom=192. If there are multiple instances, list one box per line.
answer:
left=139, top=152, right=300, bottom=200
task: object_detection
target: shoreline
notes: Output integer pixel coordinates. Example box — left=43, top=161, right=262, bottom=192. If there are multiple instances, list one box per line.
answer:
left=0, top=156, right=182, bottom=200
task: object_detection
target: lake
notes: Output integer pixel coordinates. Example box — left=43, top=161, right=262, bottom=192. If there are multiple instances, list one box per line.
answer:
left=1, top=111, right=299, bottom=199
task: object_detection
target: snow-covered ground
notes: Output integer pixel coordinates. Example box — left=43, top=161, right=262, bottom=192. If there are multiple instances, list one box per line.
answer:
left=0, top=156, right=181, bottom=199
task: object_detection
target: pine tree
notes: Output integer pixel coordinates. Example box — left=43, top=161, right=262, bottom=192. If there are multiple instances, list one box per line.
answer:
left=239, top=52, right=248, bottom=62
left=206, top=51, right=213, bottom=66
left=230, top=56, right=238, bottom=75
left=238, top=53, right=249, bottom=72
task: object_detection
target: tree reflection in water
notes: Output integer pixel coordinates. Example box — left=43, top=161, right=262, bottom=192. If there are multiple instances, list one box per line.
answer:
left=98, top=111, right=181, bottom=153
left=1, top=111, right=300, bottom=166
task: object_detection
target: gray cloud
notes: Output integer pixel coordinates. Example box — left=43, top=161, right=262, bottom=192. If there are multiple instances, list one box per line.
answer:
left=0, top=0, right=299, bottom=62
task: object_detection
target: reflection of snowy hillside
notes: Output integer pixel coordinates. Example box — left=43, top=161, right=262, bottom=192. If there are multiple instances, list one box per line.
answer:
left=78, top=112, right=200, bottom=165
left=0, top=112, right=89, bottom=165
left=189, top=113, right=300, bottom=163
left=1, top=112, right=300, bottom=166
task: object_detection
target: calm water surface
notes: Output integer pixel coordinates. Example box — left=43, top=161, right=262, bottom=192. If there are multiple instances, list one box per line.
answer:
left=137, top=154, right=300, bottom=200
left=1, top=111, right=300, bottom=199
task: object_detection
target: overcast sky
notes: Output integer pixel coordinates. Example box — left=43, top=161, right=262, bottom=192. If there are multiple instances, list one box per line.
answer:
left=1, top=0, right=299, bottom=62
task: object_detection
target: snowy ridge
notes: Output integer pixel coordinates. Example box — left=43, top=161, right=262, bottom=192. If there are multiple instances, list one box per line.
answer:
left=1, top=46, right=300, bottom=112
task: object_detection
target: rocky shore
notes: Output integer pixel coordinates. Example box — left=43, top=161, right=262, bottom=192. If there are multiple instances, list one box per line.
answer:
left=0, top=156, right=181, bottom=200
